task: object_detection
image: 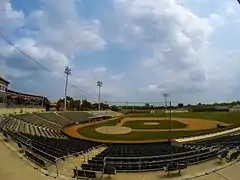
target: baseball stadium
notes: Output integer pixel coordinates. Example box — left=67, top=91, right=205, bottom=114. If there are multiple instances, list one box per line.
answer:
left=2, top=1, right=240, bottom=179
left=2, top=73, right=240, bottom=180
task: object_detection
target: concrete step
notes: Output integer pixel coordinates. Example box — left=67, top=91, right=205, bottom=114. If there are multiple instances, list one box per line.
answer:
left=18, top=121, right=23, bottom=133
left=43, top=128, right=52, bottom=138
left=38, top=127, right=46, bottom=137
left=28, top=123, right=35, bottom=135
left=5, top=119, right=14, bottom=131
left=50, top=130, right=60, bottom=138
left=23, top=122, right=29, bottom=134
left=9, top=119, right=16, bottom=131
left=15, top=120, right=21, bottom=132
left=32, top=125, right=39, bottom=136
left=45, top=128, right=55, bottom=138
left=13, top=120, right=19, bottom=131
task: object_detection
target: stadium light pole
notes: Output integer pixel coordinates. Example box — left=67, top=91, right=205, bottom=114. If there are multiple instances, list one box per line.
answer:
left=169, top=101, right=172, bottom=132
left=64, top=66, right=71, bottom=112
left=163, top=93, right=169, bottom=112
left=97, top=81, right=102, bottom=111
left=163, top=93, right=172, bottom=135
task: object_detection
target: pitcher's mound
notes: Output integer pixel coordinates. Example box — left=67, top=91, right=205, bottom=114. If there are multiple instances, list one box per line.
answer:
left=96, top=126, right=132, bottom=134
left=144, top=122, right=159, bottom=125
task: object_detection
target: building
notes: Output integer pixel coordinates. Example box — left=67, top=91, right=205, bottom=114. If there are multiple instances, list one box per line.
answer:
left=49, top=101, right=58, bottom=111
left=0, top=76, right=10, bottom=108
left=230, top=105, right=240, bottom=112
left=0, top=75, right=47, bottom=108
left=216, top=106, right=229, bottom=111
left=165, top=108, right=189, bottom=113
left=7, top=90, right=47, bottom=107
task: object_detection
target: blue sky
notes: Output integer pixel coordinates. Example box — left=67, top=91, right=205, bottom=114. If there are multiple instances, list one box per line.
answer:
left=1, top=0, right=240, bottom=104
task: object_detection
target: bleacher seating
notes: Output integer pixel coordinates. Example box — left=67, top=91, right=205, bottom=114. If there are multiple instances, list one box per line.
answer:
left=81, top=143, right=220, bottom=172
left=57, top=112, right=91, bottom=123
left=4, top=130, right=101, bottom=163
left=36, top=112, right=68, bottom=126
left=1, top=117, right=64, bottom=139
left=164, top=162, right=188, bottom=176
left=11, top=111, right=111, bottom=132
left=25, top=150, right=47, bottom=167
left=226, top=149, right=240, bottom=161
left=193, top=134, right=240, bottom=148
left=0, top=117, right=11, bottom=130
left=73, top=169, right=97, bottom=179
left=14, top=113, right=60, bottom=130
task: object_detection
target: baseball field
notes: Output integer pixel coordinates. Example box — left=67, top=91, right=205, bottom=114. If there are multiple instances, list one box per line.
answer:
left=63, top=111, right=240, bottom=143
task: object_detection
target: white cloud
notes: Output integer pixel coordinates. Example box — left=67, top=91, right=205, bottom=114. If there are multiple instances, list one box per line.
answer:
left=0, top=0, right=108, bottom=100
left=110, top=0, right=238, bottom=103
left=139, top=84, right=159, bottom=92
left=0, top=38, right=69, bottom=74
left=110, top=73, right=125, bottom=80
left=0, top=0, right=25, bottom=34
left=93, top=67, right=107, bottom=74
left=24, top=0, right=106, bottom=54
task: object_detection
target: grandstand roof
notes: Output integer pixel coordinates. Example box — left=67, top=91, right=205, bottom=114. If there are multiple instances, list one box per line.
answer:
left=7, top=89, right=47, bottom=100
left=0, top=76, right=10, bottom=84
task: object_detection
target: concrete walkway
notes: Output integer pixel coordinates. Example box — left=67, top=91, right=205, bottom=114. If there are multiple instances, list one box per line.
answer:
left=0, top=140, right=55, bottom=180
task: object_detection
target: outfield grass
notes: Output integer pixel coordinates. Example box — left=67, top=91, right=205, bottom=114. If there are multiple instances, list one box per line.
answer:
left=122, top=120, right=187, bottom=129
left=126, top=112, right=240, bottom=125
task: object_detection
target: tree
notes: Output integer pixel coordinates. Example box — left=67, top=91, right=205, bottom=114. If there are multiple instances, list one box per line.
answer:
left=101, top=102, right=109, bottom=110
left=74, top=100, right=81, bottom=111
left=178, top=103, right=184, bottom=108
left=110, top=105, right=119, bottom=111
left=56, top=99, right=63, bottom=111
left=64, top=96, right=73, bottom=110
left=91, top=103, right=98, bottom=110
left=45, top=100, right=50, bottom=111
left=145, top=103, right=150, bottom=108
left=81, top=100, right=92, bottom=110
